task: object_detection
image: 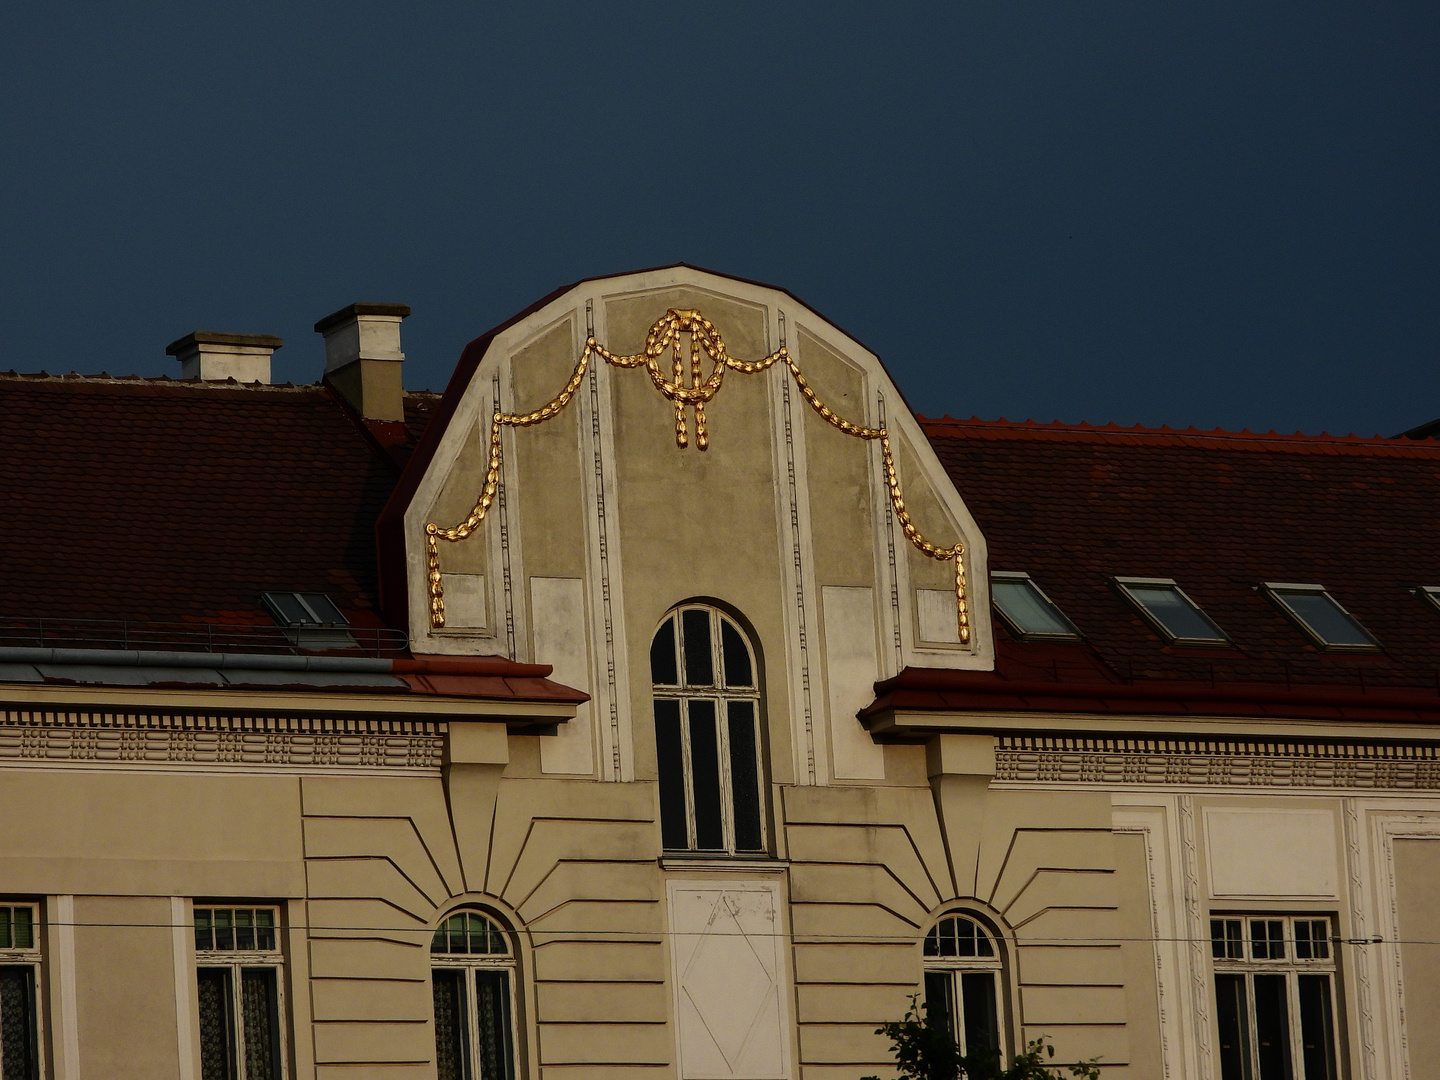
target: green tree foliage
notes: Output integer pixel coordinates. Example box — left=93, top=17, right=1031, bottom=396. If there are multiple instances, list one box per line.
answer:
left=861, top=997, right=1101, bottom=1080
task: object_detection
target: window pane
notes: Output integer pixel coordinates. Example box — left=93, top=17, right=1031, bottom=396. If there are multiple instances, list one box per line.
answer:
left=1298, top=975, right=1337, bottom=1080
left=1126, top=585, right=1227, bottom=642
left=195, top=909, right=214, bottom=952
left=653, top=700, right=690, bottom=850
left=650, top=618, right=678, bottom=685
left=992, top=579, right=1076, bottom=638
left=1253, top=920, right=1285, bottom=960
left=475, top=970, right=516, bottom=1080
left=1253, top=974, right=1292, bottom=1080
left=0, top=966, right=37, bottom=1080
left=432, top=969, right=471, bottom=1080
left=923, top=925, right=940, bottom=957
left=198, top=968, right=236, bottom=1080
left=1278, top=590, right=1375, bottom=647
left=923, top=970, right=954, bottom=1037
left=240, top=968, right=281, bottom=1080
left=214, top=910, right=234, bottom=952
left=264, top=593, right=310, bottom=626
left=720, top=620, right=753, bottom=687
left=960, top=972, right=1001, bottom=1061
left=235, top=909, right=255, bottom=952
left=681, top=610, right=714, bottom=686
left=0, top=910, right=9, bottom=950
left=254, top=910, right=276, bottom=952
left=688, top=701, right=724, bottom=850
left=727, top=701, right=763, bottom=852
left=1214, top=974, right=1251, bottom=1080
left=297, top=592, right=347, bottom=625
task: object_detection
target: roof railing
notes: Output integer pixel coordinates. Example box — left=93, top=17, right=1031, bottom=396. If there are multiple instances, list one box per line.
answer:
left=0, top=618, right=408, bottom=658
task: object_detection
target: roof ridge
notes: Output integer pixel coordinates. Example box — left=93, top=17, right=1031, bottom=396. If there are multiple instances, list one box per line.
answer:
left=0, top=370, right=324, bottom=391
left=916, top=413, right=1440, bottom=454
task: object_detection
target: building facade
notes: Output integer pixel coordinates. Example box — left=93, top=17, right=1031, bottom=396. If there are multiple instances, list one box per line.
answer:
left=0, top=265, right=1437, bottom=1079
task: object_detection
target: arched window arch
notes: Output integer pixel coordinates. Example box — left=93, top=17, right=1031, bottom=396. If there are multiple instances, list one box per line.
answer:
left=431, top=909, right=518, bottom=1080
left=650, top=603, right=767, bottom=854
left=923, top=913, right=1004, bottom=1060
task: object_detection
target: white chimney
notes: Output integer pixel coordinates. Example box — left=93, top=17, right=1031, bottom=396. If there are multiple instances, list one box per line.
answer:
left=166, top=332, right=283, bottom=384
left=314, top=302, right=411, bottom=422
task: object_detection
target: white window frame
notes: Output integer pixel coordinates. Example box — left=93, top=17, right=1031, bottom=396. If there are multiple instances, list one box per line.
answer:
left=1210, top=913, right=1342, bottom=1080
left=652, top=605, right=767, bottom=856
left=193, top=905, right=288, bottom=1080
left=922, top=913, right=1006, bottom=1060
left=1262, top=582, right=1380, bottom=652
left=431, top=910, right=520, bottom=1080
left=989, top=572, right=1083, bottom=642
left=1112, top=576, right=1231, bottom=646
left=0, top=902, right=44, bottom=1080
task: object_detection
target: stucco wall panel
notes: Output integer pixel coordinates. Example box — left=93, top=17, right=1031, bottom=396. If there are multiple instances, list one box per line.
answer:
left=792, top=941, right=917, bottom=985
left=531, top=940, right=667, bottom=983
left=511, top=318, right=588, bottom=584
left=307, top=937, right=426, bottom=981
left=312, top=1020, right=431, bottom=1064
left=795, top=1022, right=889, bottom=1065
left=310, top=977, right=431, bottom=1022
left=304, top=858, right=437, bottom=922
left=1394, top=836, right=1440, bottom=1074
left=794, top=982, right=916, bottom=1025
left=302, top=816, right=454, bottom=905
left=300, top=776, right=463, bottom=895
left=73, top=895, right=181, bottom=1080
left=1002, top=868, right=1119, bottom=929
left=537, top=1022, right=673, bottom=1065
left=535, top=980, right=669, bottom=1023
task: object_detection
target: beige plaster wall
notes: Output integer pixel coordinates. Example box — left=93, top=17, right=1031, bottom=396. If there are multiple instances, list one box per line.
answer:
left=73, top=895, right=180, bottom=1080
left=1394, top=837, right=1440, bottom=1075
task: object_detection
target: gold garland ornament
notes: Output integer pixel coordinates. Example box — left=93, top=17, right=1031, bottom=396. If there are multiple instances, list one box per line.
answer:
left=425, top=310, right=969, bottom=642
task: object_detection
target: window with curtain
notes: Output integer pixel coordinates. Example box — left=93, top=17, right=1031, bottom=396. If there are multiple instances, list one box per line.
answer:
left=193, top=906, right=286, bottom=1080
left=922, top=913, right=1004, bottom=1061
left=0, top=904, right=41, bottom=1080
left=1211, top=914, right=1340, bottom=1080
left=431, top=910, right=518, bottom=1080
left=650, top=604, right=766, bottom=855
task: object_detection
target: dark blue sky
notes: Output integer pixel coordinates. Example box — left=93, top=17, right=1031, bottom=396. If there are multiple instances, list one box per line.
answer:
left=3, top=2, right=1436, bottom=435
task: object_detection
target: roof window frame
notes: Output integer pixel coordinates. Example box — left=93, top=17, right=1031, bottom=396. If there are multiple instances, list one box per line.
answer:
left=1415, top=587, right=1440, bottom=617
left=1261, top=583, right=1381, bottom=653
left=989, top=572, right=1084, bottom=642
left=1111, top=576, right=1232, bottom=647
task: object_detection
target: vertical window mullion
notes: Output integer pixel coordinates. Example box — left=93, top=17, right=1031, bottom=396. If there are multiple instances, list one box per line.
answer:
left=679, top=699, right=697, bottom=850
left=715, top=697, right=736, bottom=853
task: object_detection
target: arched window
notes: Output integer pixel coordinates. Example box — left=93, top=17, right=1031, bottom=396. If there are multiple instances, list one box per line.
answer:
left=923, top=914, right=1004, bottom=1060
left=431, top=910, right=517, bottom=1080
left=650, top=604, right=766, bottom=854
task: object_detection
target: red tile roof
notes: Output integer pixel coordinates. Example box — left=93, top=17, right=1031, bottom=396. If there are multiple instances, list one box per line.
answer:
left=921, top=416, right=1440, bottom=698
left=0, top=372, right=434, bottom=629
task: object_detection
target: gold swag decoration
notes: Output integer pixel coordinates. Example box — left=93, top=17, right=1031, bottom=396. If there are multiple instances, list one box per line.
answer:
left=425, top=309, right=969, bottom=642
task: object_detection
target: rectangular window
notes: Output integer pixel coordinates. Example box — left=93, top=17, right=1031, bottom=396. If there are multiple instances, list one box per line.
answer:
left=194, top=906, right=286, bottom=1080
left=0, top=904, right=41, bottom=1080
left=1211, top=914, right=1339, bottom=1080
left=990, top=572, right=1082, bottom=641
left=1263, top=583, right=1379, bottom=651
left=1113, top=577, right=1230, bottom=645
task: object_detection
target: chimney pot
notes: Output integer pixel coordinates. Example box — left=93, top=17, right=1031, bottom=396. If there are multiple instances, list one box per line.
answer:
left=165, top=332, right=283, bottom=384
left=314, top=302, right=411, bottom=421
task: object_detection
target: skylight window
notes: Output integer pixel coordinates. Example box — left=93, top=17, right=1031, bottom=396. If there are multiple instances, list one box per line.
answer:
left=990, top=572, right=1082, bottom=641
left=262, top=592, right=348, bottom=627
left=1263, top=584, right=1379, bottom=651
left=1417, top=587, right=1440, bottom=617
left=261, top=592, right=356, bottom=650
left=1112, top=577, right=1230, bottom=646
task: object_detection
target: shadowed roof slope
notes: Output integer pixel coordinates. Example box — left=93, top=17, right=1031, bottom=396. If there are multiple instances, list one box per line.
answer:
left=0, top=373, right=436, bottom=628
left=922, top=417, right=1440, bottom=692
